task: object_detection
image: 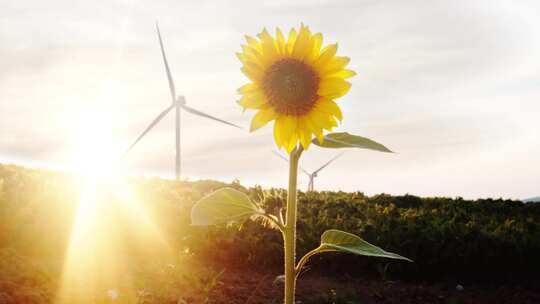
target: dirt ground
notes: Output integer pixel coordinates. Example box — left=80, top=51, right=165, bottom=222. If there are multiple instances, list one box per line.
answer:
left=207, top=271, right=540, bottom=304
left=1, top=263, right=539, bottom=304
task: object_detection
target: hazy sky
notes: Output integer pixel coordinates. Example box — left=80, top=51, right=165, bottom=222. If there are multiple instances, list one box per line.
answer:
left=1, top=0, right=539, bottom=199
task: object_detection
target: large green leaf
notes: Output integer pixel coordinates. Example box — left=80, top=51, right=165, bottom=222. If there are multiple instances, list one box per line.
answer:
left=320, top=229, right=412, bottom=262
left=191, top=187, right=261, bottom=226
left=313, top=132, right=393, bottom=152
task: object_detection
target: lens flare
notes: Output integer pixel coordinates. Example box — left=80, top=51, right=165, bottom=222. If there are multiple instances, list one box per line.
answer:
left=55, top=112, right=171, bottom=303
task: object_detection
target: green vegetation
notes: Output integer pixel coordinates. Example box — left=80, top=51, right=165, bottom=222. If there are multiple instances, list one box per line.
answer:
left=0, top=164, right=539, bottom=302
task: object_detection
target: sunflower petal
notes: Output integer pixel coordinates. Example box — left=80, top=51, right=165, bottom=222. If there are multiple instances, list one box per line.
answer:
left=258, top=29, right=279, bottom=60
left=292, top=25, right=313, bottom=60
left=318, top=78, right=352, bottom=99
left=312, top=108, right=338, bottom=135
left=239, top=93, right=267, bottom=110
left=274, top=115, right=294, bottom=150
left=276, top=28, right=286, bottom=55
left=273, top=117, right=284, bottom=149
left=321, top=56, right=350, bottom=75
left=245, top=35, right=262, bottom=53
left=236, top=52, right=246, bottom=62
left=317, top=99, right=343, bottom=121
left=298, top=118, right=313, bottom=150
left=286, top=28, right=298, bottom=55
left=281, top=116, right=296, bottom=143
left=241, top=61, right=265, bottom=81
left=241, top=45, right=265, bottom=65
left=304, top=110, right=325, bottom=142
left=250, top=108, right=277, bottom=132
left=328, top=69, right=356, bottom=79
left=313, top=43, right=338, bottom=71
left=309, top=33, right=323, bottom=61
left=277, top=116, right=299, bottom=153
left=237, top=83, right=258, bottom=94
left=286, top=132, right=298, bottom=153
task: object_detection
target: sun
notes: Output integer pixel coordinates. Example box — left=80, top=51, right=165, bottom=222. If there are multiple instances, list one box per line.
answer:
left=69, top=112, right=123, bottom=180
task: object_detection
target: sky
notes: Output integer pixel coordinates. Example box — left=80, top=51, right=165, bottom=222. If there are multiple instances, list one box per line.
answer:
left=1, top=0, right=539, bottom=199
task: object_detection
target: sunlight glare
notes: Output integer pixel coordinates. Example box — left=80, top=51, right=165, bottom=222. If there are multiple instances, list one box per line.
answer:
left=69, top=111, right=124, bottom=180
left=56, top=111, right=171, bottom=303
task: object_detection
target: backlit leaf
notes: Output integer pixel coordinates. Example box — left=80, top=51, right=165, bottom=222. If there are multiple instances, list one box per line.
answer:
left=191, top=187, right=261, bottom=226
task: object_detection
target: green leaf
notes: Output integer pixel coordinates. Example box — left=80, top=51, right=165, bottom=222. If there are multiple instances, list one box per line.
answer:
left=320, top=229, right=412, bottom=262
left=313, top=132, right=393, bottom=152
left=191, top=187, right=261, bottom=226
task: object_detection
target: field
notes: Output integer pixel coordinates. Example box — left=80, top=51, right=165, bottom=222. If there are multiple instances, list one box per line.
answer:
left=0, top=164, right=539, bottom=303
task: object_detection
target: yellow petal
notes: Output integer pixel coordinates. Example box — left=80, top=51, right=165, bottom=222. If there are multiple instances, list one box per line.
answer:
left=236, top=52, right=246, bottom=62
left=250, top=108, right=277, bottom=132
left=286, top=132, right=298, bottom=153
left=281, top=116, right=296, bottom=144
left=276, top=28, right=286, bottom=55
left=307, top=109, right=336, bottom=138
left=274, top=115, right=293, bottom=150
left=239, top=93, right=268, bottom=110
left=306, top=112, right=325, bottom=144
left=328, top=69, right=356, bottom=79
left=317, top=99, right=343, bottom=121
left=292, top=25, right=313, bottom=60
left=316, top=133, right=324, bottom=143
left=327, top=116, right=339, bottom=128
left=313, top=43, right=338, bottom=71
left=321, top=56, right=350, bottom=75
left=304, top=109, right=324, bottom=143
left=286, top=28, right=297, bottom=55
left=309, top=33, right=323, bottom=61
left=275, top=115, right=298, bottom=153
left=241, top=45, right=264, bottom=64
left=318, top=77, right=351, bottom=99
left=241, top=61, right=264, bottom=81
left=237, top=83, right=258, bottom=94
left=304, top=110, right=323, bottom=136
left=273, top=117, right=284, bottom=149
left=298, top=118, right=313, bottom=150
left=258, top=29, right=278, bottom=59
left=245, top=35, right=262, bottom=53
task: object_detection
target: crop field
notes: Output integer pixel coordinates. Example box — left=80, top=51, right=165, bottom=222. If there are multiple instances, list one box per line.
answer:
left=0, top=164, right=539, bottom=303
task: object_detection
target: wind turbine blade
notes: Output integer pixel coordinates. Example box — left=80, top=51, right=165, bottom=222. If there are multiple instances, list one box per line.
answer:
left=180, top=104, right=242, bottom=129
left=156, top=23, right=176, bottom=103
left=272, top=150, right=290, bottom=162
left=122, top=104, right=175, bottom=158
left=272, top=151, right=311, bottom=176
left=313, top=152, right=345, bottom=174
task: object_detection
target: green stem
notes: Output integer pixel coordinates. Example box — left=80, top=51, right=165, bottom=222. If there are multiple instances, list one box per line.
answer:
left=284, top=146, right=302, bottom=304
left=295, top=247, right=320, bottom=278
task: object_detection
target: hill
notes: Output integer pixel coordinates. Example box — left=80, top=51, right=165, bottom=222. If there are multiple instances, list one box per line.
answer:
left=523, top=196, right=540, bottom=203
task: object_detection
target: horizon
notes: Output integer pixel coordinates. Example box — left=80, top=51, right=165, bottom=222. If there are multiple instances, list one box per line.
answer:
left=1, top=1, right=540, bottom=200
left=0, top=161, right=535, bottom=202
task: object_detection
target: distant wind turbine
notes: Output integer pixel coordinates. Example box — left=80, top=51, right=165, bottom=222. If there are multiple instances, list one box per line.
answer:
left=123, top=24, right=242, bottom=180
left=273, top=151, right=345, bottom=192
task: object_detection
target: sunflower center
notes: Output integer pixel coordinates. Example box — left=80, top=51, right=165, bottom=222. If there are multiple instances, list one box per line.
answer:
left=262, top=58, right=319, bottom=115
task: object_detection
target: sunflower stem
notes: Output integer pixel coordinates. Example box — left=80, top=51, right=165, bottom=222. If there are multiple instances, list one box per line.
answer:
left=284, top=146, right=302, bottom=304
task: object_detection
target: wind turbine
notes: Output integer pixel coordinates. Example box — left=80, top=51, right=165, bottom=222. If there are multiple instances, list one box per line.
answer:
left=273, top=151, right=345, bottom=192
left=123, top=24, right=242, bottom=180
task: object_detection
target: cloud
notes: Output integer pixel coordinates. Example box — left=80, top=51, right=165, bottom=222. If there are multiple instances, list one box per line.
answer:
left=1, top=0, right=539, bottom=199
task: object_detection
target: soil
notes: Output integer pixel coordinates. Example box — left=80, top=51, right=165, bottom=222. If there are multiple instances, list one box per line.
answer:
left=208, top=271, right=540, bottom=304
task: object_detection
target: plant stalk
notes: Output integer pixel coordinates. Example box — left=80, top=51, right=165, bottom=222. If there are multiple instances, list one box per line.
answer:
left=284, top=146, right=302, bottom=304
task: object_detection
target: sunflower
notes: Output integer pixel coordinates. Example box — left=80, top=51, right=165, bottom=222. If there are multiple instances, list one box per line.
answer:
left=237, top=24, right=355, bottom=153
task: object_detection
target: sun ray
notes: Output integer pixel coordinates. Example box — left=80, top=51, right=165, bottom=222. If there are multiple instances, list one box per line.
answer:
left=55, top=111, right=171, bottom=303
